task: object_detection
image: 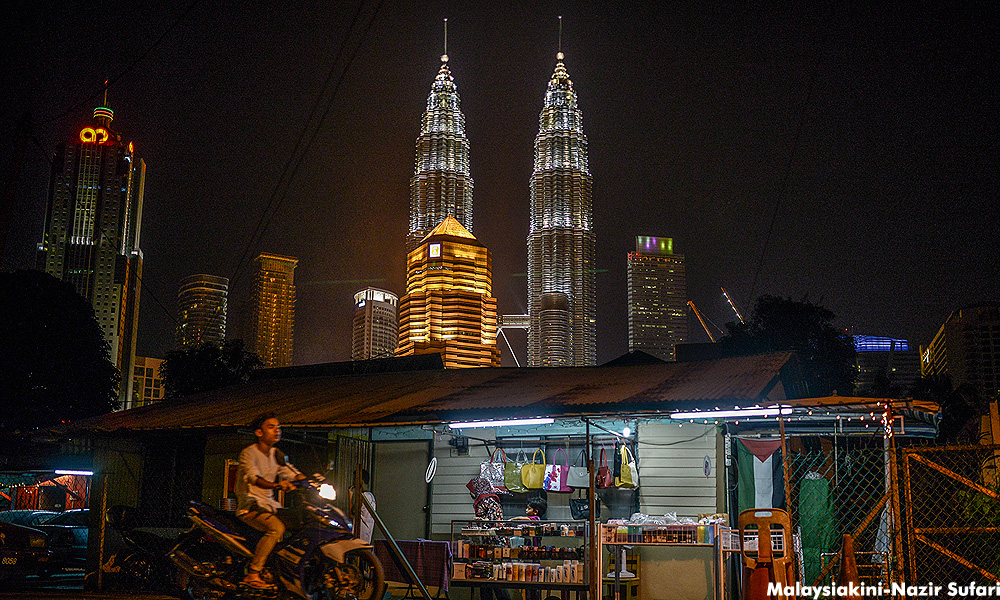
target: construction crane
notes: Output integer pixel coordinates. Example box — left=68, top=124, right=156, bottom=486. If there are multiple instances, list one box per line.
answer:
left=687, top=301, right=719, bottom=343
left=721, top=287, right=745, bottom=324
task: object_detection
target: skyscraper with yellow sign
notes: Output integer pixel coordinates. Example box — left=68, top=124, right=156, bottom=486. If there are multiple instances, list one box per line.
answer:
left=397, top=216, right=499, bottom=368
left=37, top=103, right=145, bottom=406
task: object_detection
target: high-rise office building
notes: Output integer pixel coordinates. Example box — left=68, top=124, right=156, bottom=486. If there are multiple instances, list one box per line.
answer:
left=527, top=52, right=595, bottom=366
left=854, top=335, right=921, bottom=395
left=250, top=253, right=297, bottom=368
left=36, top=103, right=145, bottom=406
left=176, top=274, right=229, bottom=348
left=407, top=54, right=473, bottom=252
left=352, top=287, right=399, bottom=360
left=921, top=302, right=1000, bottom=399
left=397, top=216, right=499, bottom=368
left=130, top=356, right=165, bottom=409
left=627, top=236, right=687, bottom=361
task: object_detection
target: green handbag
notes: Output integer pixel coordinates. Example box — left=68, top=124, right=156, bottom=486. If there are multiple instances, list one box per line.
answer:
left=504, top=447, right=528, bottom=493
left=521, top=449, right=546, bottom=489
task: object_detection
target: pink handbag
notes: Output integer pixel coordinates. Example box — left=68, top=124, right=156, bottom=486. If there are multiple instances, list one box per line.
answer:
left=543, top=448, right=573, bottom=493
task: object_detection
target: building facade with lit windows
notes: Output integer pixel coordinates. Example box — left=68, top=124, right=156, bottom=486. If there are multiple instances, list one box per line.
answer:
left=36, top=104, right=145, bottom=406
left=352, top=287, right=399, bottom=360
left=628, top=236, right=687, bottom=362
left=527, top=53, right=596, bottom=367
left=176, top=274, right=228, bottom=348
left=397, top=216, right=499, bottom=368
left=250, top=253, right=297, bottom=368
left=853, top=335, right=920, bottom=394
left=407, top=54, right=474, bottom=253
left=130, top=356, right=165, bottom=408
left=920, top=302, right=1000, bottom=400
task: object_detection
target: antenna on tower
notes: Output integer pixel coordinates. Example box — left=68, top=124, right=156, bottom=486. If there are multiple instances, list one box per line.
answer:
left=441, top=18, right=448, bottom=63
left=103, top=78, right=109, bottom=106
left=557, top=16, right=563, bottom=60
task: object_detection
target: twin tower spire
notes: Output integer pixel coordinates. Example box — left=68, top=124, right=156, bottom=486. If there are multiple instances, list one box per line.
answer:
left=404, top=21, right=595, bottom=367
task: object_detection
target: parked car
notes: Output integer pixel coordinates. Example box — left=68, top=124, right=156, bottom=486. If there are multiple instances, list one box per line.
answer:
left=0, top=510, right=59, bottom=528
left=0, top=521, right=50, bottom=581
left=34, top=509, right=89, bottom=573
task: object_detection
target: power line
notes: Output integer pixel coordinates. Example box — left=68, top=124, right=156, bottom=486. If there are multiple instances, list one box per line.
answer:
left=38, top=0, right=203, bottom=127
left=746, top=6, right=835, bottom=303
left=229, top=0, right=385, bottom=289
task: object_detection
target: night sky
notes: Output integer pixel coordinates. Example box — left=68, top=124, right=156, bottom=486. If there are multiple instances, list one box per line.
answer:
left=2, top=2, right=996, bottom=367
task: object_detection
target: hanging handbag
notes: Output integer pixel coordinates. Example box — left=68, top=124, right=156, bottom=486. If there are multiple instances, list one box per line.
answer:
left=521, top=449, right=546, bottom=489
left=543, top=448, right=572, bottom=493
left=480, top=447, right=509, bottom=493
left=596, top=445, right=615, bottom=489
left=504, top=446, right=529, bottom=493
left=566, top=449, right=590, bottom=488
left=612, top=441, right=623, bottom=479
left=569, top=497, right=600, bottom=520
left=616, top=444, right=639, bottom=489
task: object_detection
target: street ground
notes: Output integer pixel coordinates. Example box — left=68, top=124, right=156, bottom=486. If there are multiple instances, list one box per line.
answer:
left=0, top=573, right=176, bottom=600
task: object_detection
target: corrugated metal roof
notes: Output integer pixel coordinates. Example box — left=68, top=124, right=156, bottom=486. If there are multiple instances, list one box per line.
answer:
left=62, top=352, right=797, bottom=433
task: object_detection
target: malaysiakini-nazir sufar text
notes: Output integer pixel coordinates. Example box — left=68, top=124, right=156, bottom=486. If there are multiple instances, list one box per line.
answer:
left=767, top=581, right=1000, bottom=598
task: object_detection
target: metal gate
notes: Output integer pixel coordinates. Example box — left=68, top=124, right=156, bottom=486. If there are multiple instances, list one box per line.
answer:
left=902, top=444, right=1000, bottom=583
left=329, top=434, right=375, bottom=512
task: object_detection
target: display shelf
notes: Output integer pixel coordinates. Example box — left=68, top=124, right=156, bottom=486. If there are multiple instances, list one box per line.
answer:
left=598, top=522, right=732, bottom=600
left=451, top=519, right=590, bottom=590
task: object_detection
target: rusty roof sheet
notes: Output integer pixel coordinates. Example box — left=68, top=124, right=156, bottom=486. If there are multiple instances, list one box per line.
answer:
left=62, top=352, right=797, bottom=433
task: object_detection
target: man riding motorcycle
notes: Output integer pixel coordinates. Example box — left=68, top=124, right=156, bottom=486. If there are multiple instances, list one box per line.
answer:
left=236, top=412, right=306, bottom=589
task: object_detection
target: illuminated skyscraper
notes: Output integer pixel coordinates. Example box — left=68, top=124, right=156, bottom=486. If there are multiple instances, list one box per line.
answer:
left=921, top=302, right=1000, bottom=399
left=397, top=216, right=499, bottom=368
left=176, top=274, right=229, bottom=348
left=527, top=52, right=595, bottom=366
left=352, top=287, right=399, bottom=360
left=407, top=53, right=473, bottom=252
left=627, top=236, right=687, bottom=361
left=250, top=253, right=297, bottom=368
left=37, top=103, right=145, bottom=405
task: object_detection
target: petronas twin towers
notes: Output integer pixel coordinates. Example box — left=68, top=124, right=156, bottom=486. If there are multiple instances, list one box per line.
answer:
left=404, top=48, right=595, bottom=367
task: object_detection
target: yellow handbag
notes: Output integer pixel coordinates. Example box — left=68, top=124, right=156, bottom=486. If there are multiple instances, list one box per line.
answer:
left=520, top=449, right=546, bottom=489
left=616, top=445, right=639, bottom=488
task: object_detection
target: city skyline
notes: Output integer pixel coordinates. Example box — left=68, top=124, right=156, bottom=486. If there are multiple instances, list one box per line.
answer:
left=2, top=3, right=996, bottom=367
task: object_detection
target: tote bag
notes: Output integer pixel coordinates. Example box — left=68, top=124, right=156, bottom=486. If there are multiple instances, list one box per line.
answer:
left=480, top=447, right=509, bottom=493
left=504, top=447, right=529, bottom=493
left=566, top=449, right=590, bottom=488
left=521, top=449, right=546, bottom=489
left=543, top=448, right=572, bottom=493
left=615, top=444, right=639, bottom=489
left=596, top=446, right=615, bottom=489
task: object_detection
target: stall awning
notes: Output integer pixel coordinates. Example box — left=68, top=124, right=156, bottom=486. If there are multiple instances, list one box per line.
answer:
left=56, top=352, right=801, bottom=433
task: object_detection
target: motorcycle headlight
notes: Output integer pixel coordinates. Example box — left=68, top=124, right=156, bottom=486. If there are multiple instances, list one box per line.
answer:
left=318, top=483, right=337, bottom=501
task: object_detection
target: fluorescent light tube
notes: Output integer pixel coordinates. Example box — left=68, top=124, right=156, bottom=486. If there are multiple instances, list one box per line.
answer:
left=449, top=418, right=555, bottom=429
left=55, top=470, right=94, bottom=476
left=670, top=407, right=792, bottom=420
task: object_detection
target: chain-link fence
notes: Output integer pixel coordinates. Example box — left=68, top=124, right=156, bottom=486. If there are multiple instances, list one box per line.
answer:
left=783, top=438, right=900, bottom=586
left=901, top=444, right=1000, bottom=584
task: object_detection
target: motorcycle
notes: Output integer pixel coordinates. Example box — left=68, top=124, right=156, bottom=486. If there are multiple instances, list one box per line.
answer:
left=168, top=476, right=384, bottom=600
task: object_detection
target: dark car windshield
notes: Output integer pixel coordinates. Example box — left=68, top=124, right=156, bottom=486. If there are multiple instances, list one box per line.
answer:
left=43, top=511, right=88, bottom=526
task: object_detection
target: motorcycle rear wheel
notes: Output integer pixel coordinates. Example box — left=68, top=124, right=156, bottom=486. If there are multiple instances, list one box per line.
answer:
left=314, top=548, right=384, bottom=600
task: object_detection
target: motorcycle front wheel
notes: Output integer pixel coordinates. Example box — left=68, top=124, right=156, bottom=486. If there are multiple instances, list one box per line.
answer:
left=313, top=548, right=385, bottom=600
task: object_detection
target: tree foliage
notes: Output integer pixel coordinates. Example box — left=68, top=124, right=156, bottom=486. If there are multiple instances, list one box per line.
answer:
left=910, top=374, right=987, bottom=444
left=0, top=269, right=119, bottom=431
left=161, top=339, right=262, bottom=399
left=717, top=294, right=856, bottom=397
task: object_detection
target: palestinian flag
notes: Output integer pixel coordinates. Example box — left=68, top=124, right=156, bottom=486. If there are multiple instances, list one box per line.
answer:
left=736, top=438, right=786, bottom=514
